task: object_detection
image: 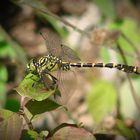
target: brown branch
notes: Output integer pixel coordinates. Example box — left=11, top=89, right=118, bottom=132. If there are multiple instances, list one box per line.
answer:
left=15, top=0, right=89, bottom=36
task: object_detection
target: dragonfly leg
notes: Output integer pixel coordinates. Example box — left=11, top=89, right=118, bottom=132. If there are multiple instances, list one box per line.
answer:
left=31, top=78, right=42, bottom=88
left=40, top=71, right=58, bottom=90
left=26, top=74, right=37, bottom=81
left=45, top=73, right=58, bottom=90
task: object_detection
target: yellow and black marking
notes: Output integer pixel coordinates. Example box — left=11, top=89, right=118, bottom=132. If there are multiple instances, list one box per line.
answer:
left=27, top=54, right=140, bottom=76
left=27, top=54, right=62, bottom=75
left=69, top=62, right=140, bottom=74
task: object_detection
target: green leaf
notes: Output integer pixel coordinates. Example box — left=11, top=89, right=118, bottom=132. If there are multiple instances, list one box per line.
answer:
left=5, top=99, right=20, bottom=112
left=20, top=130, right=34, bottom=140
left=116, top=119, right=136, bottom=140
left=22, top=130, right=49, bottom=139
left=94, top=0, right=116, bottom=18
left=86, top=80, right=117, bottom=123
left=0, top=82, right=6, bottom=108
left=15, top=73, right=55, bottom=101
left=39, top=130, right=49, bottom=137
left=0, top=65, right=7, bottom=108
left=0, top=65, right=8, bottom=83
left=25, top=98, right=61, bottom=116
left=21, top=129, right=44, bottom=140
left=0, top=109, right=23, bottom=140
left=27, top=130, right=39, bottom=139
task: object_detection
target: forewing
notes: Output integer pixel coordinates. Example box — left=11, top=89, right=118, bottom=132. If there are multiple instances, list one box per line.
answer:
left=60, top=44, right=81, bottom=62
left=45, top=32, right=63, bottom=57
left=44, top=32, right=81, bottom=62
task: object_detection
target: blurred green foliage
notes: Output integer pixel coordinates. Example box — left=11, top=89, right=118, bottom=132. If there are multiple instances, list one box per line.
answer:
left=0, top=26, right=26, bottom=110
left=5, top=98, right=20, bottom=112
left=108, top=18, right=140, bottom=64
left=100, top=18, right=140, bottom=65
left=94, top=0, right=116, bottom=19
left=86, top=80, right=117, bottom=123
left=38, top=12, right=68, bottom=39
left=116, top=119, right=136, bottom=140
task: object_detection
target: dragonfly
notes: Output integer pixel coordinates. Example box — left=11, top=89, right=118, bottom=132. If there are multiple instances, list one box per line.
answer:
left=27, top=32, right=140, bottom=92
left=27, top=32, right=81, bottom=91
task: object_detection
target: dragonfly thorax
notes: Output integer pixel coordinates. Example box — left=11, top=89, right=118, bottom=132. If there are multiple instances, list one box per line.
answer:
left=27, top=54, right=67, bottom=75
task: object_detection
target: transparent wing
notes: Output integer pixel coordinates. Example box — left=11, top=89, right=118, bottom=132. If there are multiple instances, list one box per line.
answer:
left=45, top=32, right=62, bottom=57
left=41, top=73, right=57, bottom=90
left=40, top=31, right=80, bottom=106
left=60, top=44, right=81, bottom=62
left=56, top=69, right=78, bottom=106
left=43, top=31, right=81, bottom=62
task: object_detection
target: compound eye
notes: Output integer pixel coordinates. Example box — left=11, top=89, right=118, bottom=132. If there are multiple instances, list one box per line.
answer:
left=27, top=63, right=30, bottom=69
left=27, top=59, right=36, bottom=72
left=31, top=61, right=36, bottom=70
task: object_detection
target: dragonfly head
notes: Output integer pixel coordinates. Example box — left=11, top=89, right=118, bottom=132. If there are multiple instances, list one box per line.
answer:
left=27, top=58, right=38, bottom=74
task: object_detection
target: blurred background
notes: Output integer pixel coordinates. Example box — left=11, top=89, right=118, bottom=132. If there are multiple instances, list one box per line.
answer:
left=1, top=0, right=140, bottom=139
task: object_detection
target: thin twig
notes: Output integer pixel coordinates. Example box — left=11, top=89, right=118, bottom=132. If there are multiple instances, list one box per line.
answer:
left=120, top=32, right=140, bottom=63
left=117, top=43, right=140, bottom=112
left=19, top=107, right=34, bottom=130
left=16, top=0, right=89, bottom=36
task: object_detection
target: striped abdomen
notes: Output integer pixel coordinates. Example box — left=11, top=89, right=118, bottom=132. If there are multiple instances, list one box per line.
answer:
left=69, top=62, right=140, bottom=74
